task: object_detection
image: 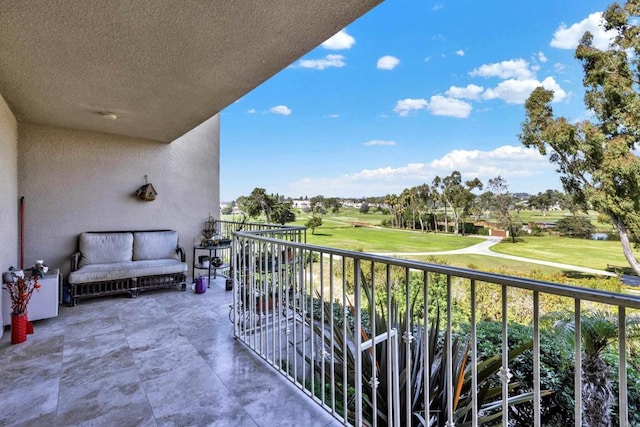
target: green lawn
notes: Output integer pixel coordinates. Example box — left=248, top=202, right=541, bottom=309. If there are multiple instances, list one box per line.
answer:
left=408, top=254, right=564, bottom=275
left=225, top=208, right=633, bottom=275
left=490, top=235, right=632, bottom=271
left=303, top=223, right=481, bottom=253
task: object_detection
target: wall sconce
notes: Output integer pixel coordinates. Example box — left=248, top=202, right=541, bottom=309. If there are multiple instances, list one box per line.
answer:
left=135, top=175, right=157, bottom=201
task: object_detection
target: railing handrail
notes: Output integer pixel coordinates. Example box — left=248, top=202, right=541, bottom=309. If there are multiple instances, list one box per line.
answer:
left=234, top=229, right=640, bottom=310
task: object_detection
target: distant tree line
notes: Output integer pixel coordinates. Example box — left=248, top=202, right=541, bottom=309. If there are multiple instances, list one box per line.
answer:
left=378, top=173, right=582, bottom=243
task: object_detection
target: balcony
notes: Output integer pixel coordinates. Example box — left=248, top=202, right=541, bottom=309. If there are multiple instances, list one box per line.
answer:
left=225, top=220, right=640, bottom=426
left=2, top=219, right=639, bottom=426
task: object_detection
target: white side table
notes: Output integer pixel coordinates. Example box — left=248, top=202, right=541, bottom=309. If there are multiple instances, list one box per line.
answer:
left=2, top=269, right=60, bottom=326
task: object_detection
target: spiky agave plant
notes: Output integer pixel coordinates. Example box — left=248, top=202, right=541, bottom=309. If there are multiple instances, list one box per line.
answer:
left=303, top=271, right=544, bottom=426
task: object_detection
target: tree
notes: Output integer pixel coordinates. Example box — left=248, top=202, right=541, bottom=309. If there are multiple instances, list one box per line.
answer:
left=384, top=194, right=401, bottom=228
left=238, top=188, right=275, bottom=221
left=552, top=312, right=640, bottom=427
left=309, top=195, right=324, bottom=214
left=414, top=183, right=436, bottom=232
left=270, top=202, right=296, bottom=225
left=324, top=197, right=341, bottom=214
left=476, top=191, right=495, bottom=221
left=305, top=215, right=322, bottom=234
left=359, top=202, right=370, bottom=214
left=528, top=189, right=563, bottom=215
left=434, top=171, right=483, bottom=234
left=488, top=176, right=522, bottom=243
left=555, top=216, right=595, bottom=238
left=520, top=0, right=640, bottom=275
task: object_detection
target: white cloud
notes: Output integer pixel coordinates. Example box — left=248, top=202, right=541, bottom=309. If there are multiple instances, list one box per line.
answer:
left=456, top=49, right=465, bottom=56
left=298, top=54, right=346, bottom=70
left=393, top=98, right=428, bottom=116
left=427, top=95, right=472, bottom=118
left=445, top=84, right=484, bottom=100
left=551, top=12, right=616, bottom=51
left=538, top=51, right=548, bottom=63
left=321, top=29, right=355, bottom=50
left=326, top=114, right=340, bottom=119
left=363, top=140, right=396, bottom=146
left=377, top=55, right=400, bottom=70
left=247, top=109, right=256, bottom=114
left=482, top=76, right=567, bottom=104
left=288, top=145, right=556, bottom=197
left=269, top=105, right=292, bottom=116
left=469, top=58, right=534, bottom=80
left=430, top=146, right=544, bottom=173
left=394, top=96, right=471, bottom=118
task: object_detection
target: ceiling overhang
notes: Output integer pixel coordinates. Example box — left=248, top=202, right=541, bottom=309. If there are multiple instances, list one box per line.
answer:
left=0, top=1, right=382, bottom=142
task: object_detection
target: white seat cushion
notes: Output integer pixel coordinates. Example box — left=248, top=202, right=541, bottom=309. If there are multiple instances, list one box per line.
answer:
left=69, top=260, right=187, bottom=284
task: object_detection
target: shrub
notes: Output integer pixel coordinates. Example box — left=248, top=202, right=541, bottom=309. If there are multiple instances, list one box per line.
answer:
left=556, top=216, right=595, bottom=238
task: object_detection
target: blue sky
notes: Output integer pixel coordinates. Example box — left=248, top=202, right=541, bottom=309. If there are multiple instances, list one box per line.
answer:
left=220, top=0, right=615, bottom=202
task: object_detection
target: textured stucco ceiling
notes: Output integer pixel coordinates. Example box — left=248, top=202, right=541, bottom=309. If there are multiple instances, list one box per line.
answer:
left=0, top=1, right=382, bottom=143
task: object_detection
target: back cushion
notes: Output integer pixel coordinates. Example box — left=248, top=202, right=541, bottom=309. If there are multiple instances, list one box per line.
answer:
left=133, top=231, right=179, bottom=261
left=79, top=232, right=134, bottom=267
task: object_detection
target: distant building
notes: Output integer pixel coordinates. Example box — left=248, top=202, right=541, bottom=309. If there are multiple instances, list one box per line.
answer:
left=292, top=200, right=311, bottom=209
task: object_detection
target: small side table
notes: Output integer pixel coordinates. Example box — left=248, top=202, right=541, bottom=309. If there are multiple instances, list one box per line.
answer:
left=192, top=243, right=231, bottom=288
left=2, top=269, right=60, bottom=326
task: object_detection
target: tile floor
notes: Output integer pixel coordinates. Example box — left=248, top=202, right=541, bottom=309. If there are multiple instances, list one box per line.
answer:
left=0, top=278, right=341, bottom=426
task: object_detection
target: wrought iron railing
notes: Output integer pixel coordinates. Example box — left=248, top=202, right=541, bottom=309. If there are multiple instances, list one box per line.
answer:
left=215, top=218, right=307, bottom=242
left=228, top=221, right=640, bottom=427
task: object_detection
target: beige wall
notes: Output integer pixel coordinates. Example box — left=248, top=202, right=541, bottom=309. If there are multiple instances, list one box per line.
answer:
left=17, top=115, right=220, bottom=280
left=0, top=94, right=18, bottom=272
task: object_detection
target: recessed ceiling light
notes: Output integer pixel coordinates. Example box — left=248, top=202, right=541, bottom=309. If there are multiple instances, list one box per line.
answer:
left=97, top=111, right=117, bottom=120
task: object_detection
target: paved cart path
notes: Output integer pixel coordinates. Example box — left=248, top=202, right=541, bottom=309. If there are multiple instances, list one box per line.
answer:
left=370, top=236, right=618, bottom=277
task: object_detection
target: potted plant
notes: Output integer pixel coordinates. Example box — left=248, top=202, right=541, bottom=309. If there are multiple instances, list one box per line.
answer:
left=2, top=269, right=41, bottom=344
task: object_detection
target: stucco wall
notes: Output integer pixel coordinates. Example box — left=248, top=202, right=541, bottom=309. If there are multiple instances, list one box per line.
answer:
left=0, top=94, right=18, bottom=272
left=17, top=115, right=220, bottom=280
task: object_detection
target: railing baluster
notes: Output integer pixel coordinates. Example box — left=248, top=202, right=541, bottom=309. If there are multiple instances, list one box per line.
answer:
left=370, top=262, right=377, bottom=427
left=307, top=249, right=314, bottom=398
left=446, top=274, right=454, bottom=425
left=354, top=258, right=363, bottom=426
left=575, top=300, right=582, bottom=427
left=342, top=256, right=348, bottom=423
left=330, top=254, right=336, bottom=414
left=320, top=250, right=325, bottom=408
left=501, top=285, right=509, bottom=427
left=387, top=265, right=394, bottom=426
left=533, top=290, right=541, bottom=427
left=424, top=271, right=430, bottom=426
left=471, top=279, right=478, bottom=427
left=404, top=267, right=412, bottom=425
left=619, top=306, right=628, bottom=427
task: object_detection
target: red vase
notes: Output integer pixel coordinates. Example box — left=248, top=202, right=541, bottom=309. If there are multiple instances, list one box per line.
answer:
left=11, top=314, right=27, bottom=344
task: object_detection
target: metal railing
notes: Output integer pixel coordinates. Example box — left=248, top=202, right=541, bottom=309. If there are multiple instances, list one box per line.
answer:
left=215, top=218, right=307, bottom=242
left=229, top=221, right=640, bottom=427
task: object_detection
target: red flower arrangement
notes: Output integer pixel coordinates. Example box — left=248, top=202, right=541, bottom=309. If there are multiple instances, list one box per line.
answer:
left=3, top=271, right=41, bottom=316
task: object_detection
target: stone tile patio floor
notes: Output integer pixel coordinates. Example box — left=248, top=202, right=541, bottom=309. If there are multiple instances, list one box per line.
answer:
left=0, top=277, right=341, bottom=426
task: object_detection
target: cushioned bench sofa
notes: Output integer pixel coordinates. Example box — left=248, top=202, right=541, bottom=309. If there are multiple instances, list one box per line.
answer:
left=68, top=230, right=187, bottom=306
